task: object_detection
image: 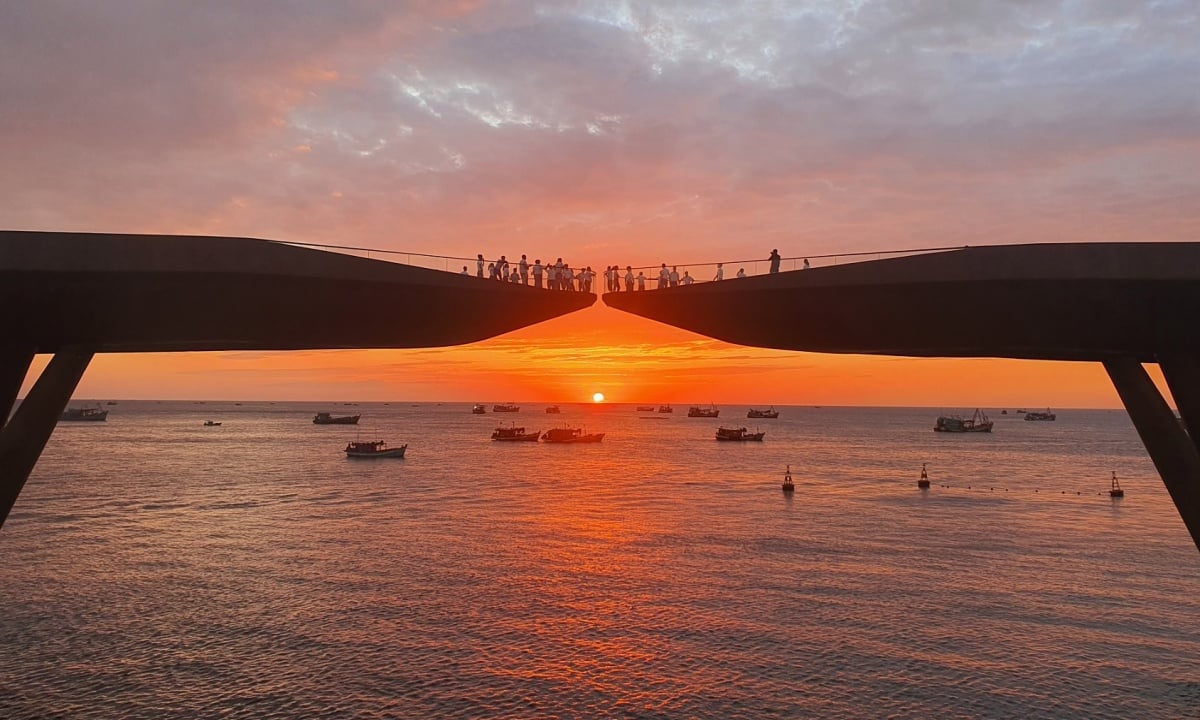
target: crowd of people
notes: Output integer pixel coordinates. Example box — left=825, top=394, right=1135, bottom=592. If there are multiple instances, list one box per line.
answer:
left=460, top=249, right=811, bottom=292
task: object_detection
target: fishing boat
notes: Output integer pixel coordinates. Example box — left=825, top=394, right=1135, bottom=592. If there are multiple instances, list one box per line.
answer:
left=658, top=405, right=674, bottom=414
left=313, top=412, right=360, bottom=425
left=472, top=404, right=487, bottom=414
left=540, top=427, right=605, bottom=443
left=493, top=403, right=520, bottom=413
left=344, top=440, right=407, bottom=458
left=636, top=406, right=655, bottom=412
left=491, top=424, right=540, bottom=442
left=715, top=426, right=765, bottom=441
left=59, top=406, right=108, bottom=422
left=203, top=421, right=222, bottom=427
left=688, top=405, right=720, bottom=418
left=747, top=406, right=779, bottom=419
left=545, top=405, right=561, bottom=414
left=1024, top=408, right=1056, bottom=421
left=933, top=409, right=993, bottom=433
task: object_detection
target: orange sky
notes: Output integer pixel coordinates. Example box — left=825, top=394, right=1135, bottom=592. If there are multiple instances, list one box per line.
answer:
left=5, top=3, right=1198, bottom=406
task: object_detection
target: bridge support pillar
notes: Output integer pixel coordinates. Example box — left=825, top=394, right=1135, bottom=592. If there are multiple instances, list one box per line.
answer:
left=1105, top=358, right=1200, bottom=552
left=0, top=349, right=93, bottom=529
left=0, top=346, right=34, bottom=425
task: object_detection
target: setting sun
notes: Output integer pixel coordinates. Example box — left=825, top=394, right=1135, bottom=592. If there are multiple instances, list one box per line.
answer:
left=592, top=392, right=605, bottom=403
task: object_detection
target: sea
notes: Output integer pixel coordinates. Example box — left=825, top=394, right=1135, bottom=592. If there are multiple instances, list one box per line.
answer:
left=2, top=402, right=1199, bottom=719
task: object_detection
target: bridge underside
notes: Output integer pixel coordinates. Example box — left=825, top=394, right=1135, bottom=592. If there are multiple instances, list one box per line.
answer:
left=0, top=231, right=595, bottom=527
left=605, top=243, right=1200, bottom=552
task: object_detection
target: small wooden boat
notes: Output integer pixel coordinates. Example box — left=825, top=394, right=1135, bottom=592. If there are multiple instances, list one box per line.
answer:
left=545, top=405, right=561, bottom=414
left=747, top=406, right=779, bottom=419
left=1024, top=408, right=1056, bottom=421
left=492, top=424, right=540, bottom=442
left=934, top=409, right=993, bottom=433
left=203, top=421, right=222, bottom=427
left=493, top=403, right=520, bottom=413
left=314, top=412, right=360, bottom=425
left=715, top=426, right=765, bottom=441
left=541, top=427, right=604, bottom=443
left=472, top=404, right=487, bottom=414
left=636, top=406, right=655, bottom=412
left=344, top=440, right=407, bottom=458
left=688, top=405, right=720, bottom=418
left=59, top=406, right=108, bottom=422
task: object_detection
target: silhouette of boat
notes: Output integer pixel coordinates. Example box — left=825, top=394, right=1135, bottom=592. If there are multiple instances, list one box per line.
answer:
left=493, top=403, right=520, bottom=413
left=541, top=427, right=604, bottom=443
left=636, top=406, right=655, bottom=412
left=59, top=406, right=108, bottom=422
left=934, top=409, right=993, bottom=433
left=658, top=405, right=674, bottom=414
left=715, top=426, right=765, bottom=441
left=545, top=405, right=561, bottom=414
left=106, top=401, right=118, bottom=406
left=492, top=424, right=540, bottom=442
left=472, top=404, right=487, bottom=414
left=747, top=406, right=779, bottom=419
left=688, top=405, right=720, bottom=418
left=344, top=440, right=407, bottom=458
left=203, top=421, right=221, bottom=427
left=313, top=412, right=360, bottom=425
left=1024, top=408, right=1056, bottom=421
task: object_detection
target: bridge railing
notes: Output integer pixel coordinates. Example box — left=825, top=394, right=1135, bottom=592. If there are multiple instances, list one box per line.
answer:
left=273, top=240, right=481, bottom=274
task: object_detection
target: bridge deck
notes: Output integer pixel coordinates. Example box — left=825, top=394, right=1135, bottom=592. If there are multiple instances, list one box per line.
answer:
left=0, top=231, right=594, bottom=352
left=603, top=243, right=1200, bottom=362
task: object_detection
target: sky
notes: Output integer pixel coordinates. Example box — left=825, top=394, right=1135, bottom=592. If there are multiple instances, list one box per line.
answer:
left=5, top=1, right=1199, bottom=406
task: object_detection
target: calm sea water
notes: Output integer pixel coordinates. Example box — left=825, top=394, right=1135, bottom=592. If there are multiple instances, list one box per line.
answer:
left=2, top=402, right=1199, bottom=718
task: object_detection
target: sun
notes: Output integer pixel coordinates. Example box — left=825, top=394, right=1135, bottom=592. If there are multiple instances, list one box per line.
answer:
left=592, top=392, right=605, bottom=403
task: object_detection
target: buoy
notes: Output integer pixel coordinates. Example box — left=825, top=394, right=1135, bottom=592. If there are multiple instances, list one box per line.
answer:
left=1110, top=471, right=1124, bottom=498
left=782, top=464, right=795, bottom=493
left=917, top=463, right=930, bottom=489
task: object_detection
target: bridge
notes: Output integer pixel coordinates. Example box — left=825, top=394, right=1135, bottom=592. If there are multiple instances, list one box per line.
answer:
left=604, top=242, right=1200, bottom=552
left=0, top=230, right=595, bottom=526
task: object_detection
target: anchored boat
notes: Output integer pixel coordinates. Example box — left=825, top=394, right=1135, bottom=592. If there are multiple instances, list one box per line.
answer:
left=934, top=409, right=993, bottom=433
left=491, top=424, right=540, bottom=442
left=314, top=412, right=360, bottom=425
left=493, top=403, right=520, bottom=413
left=541, top=427, right=604, bottom=443
left=688, top=405, right=720, bottom=418
left=747, top=406, right=779, bottom=419
left=59, top=406, right=108, bottom=422
left=344, top=440, right=407, bottom=458
left=1024, top=408, right=1056, bottom=421
left=715, top=426, right=765, bottom=441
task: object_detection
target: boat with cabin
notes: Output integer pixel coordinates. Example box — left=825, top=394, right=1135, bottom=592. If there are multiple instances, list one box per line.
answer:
left=472, top=404, right=487, bottom=414
left=658, top=404, right=674, bottom=414
left=1024, top=408, right=1056, bottom=421
left=492, top=424, right=540, bottom=442
left=59, top=406, right=108, bottom=422
left=493, top=403, right=520, bottom=413
left=545, top=405, right=561, bottom=414
left=344, top=440, right=407, bottom=458
left=203, top=421, right=221, bottom=427
left=541, top=427, right=605, bottom=443
left=933, top=409, right=993, bottom=433
left=716, top=426, right=765, bottom=441
left=313, top=412, right=360, bottom=425
left=747, top=407, right=779, bottom=419
left=688, top=405, right=720, bottom=418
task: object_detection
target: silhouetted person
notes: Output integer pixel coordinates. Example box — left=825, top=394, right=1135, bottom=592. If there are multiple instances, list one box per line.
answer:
left=682, top=270, right=693, bottom=285
left=657, top=263, right=669, bottom=289
left=460, top=266, right=469, bottom=275
left=499, top=255, right=509, bottom=281
left=625, top=266, right=634, bottom=292
left=554, top=258, right=564, bottom=290
left=669, top=266, right=679, bottom=288
left=637, top=271, right=646, bottom=290
left=714, top=263, right=724, bottom=281
left=736, top=267, right=747, bottom=279
left=519, top=254, right=529, bottom=284
left=769, top=249, right=781, bottom=273
left=803, top=258, right=810, bottom=270
left=477, top=254, right=485, bottom=278
left=488, top=262, right=496, bottom=279
left=533, top=259, right=544, bottom=288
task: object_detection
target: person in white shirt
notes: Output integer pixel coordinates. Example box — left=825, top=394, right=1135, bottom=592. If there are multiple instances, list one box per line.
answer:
left=460, top=266, right=469, bottom=275
left=682, top=270, right=693, bottom=285
left=657, top=264, right=669, bottom=289
left=637, top=271, right=646, bottom=290
left=624, top=266, right=634, bottom=291
left=519, top=254, right=529, bottom=284
left=476, top=254, right=485, bottom=278
left=736, top=268, right=747, bottom=279
left=714, top=263, right=724, bottom=281
left=668, top=266, right=680, bottom=288
left=532, top=259, right=544, bottom=288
